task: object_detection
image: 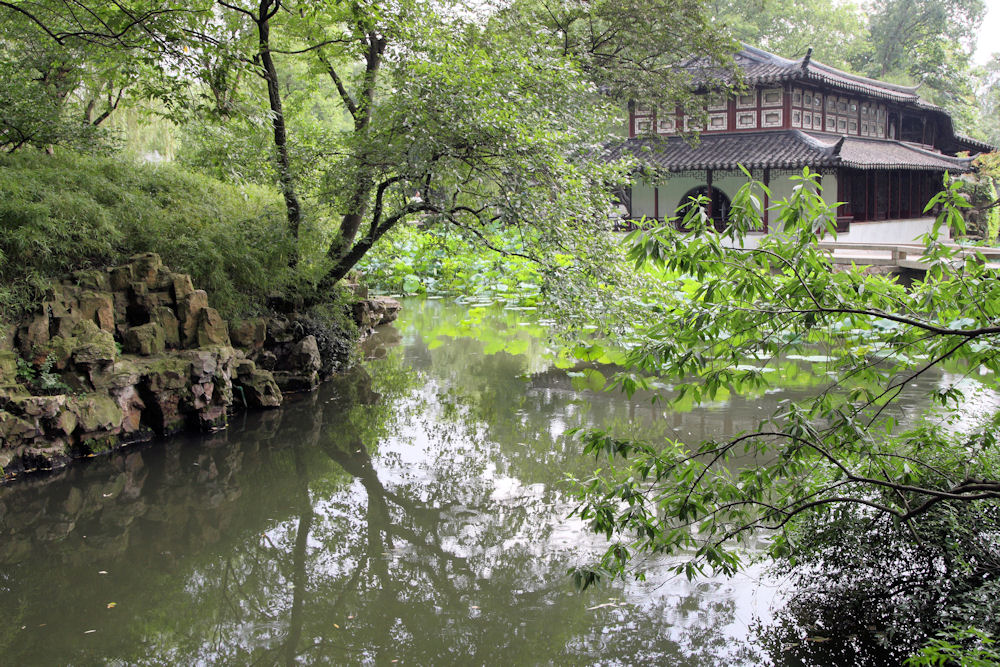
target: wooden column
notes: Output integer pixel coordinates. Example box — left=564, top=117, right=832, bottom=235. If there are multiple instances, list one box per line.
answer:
left=763, top=168, right=771, bottom=231
left=706, top=169, right=714, bottom=219
left=909, top=172, right=915, bottom=217
left=782, top=84, right=792, bottom=129
left=887, top=169, right=892, bottom=219
left=865, top=171, right=871, bottom=222
left=896, top=170, right=903, bottom=218
left=837, top=167, right=847, bottom=220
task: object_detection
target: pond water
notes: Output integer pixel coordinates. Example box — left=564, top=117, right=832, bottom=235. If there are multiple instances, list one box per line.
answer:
left=0, top=299, right=946, bottom=664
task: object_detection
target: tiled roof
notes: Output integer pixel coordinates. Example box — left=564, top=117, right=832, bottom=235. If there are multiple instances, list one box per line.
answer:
left=612, top=131, right=973, bottom=173
left=950, top=132, right=996, bottom=154
left=819, top=135, right=975, bottom=171
left=612, top=131, right=836, bottom=171
left=713, top=45, right=928, bottom=106
left=801, top=60, right=924, bottom=105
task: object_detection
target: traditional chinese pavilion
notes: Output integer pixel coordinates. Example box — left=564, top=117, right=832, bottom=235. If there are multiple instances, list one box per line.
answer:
left=615, top=45, right=993, bottom=241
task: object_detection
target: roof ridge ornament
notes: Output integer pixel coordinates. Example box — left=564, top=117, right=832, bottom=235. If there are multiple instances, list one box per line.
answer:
left=801, top=47, right=813, bottom=71
left=833, top=135, right=845, bottom=155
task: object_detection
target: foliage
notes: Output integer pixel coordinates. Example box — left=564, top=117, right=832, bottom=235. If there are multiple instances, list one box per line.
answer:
left=907, top=627, right=1000, bottom=667
left=973, top=56, right=1000, bottom=147
left=357, top=222, right=545, bottom=305
left=711, top=0, right=986, bottom=136
left=710, top=0, right=870, bottom=71
left=0, top=149, right=294, bottom=321
left=0, top=0, right=739, bottom=293
left=759, top=500, right=1000, bottom=663
left=974, top=152, right=1000, bottom=181
left=568, top=168, right=1000, bottom=657
left=953, top=172, right=1000, bottom=243
left=16, top=354, right=72, bottom=394
left=0, top=0, right=179, bottom=152
left=863, top=0, right=985, bottom=131
left=863, top=0, right=984, bottom=80
left=986, top=179, right=999, bottom=244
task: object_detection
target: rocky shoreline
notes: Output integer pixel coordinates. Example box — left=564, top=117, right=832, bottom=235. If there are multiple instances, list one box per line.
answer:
left=0, top=253, right=399, bottom=482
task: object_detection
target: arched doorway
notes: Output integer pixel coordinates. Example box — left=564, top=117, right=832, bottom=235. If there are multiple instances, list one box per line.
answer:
left=677, top=186, right=731, bottom=232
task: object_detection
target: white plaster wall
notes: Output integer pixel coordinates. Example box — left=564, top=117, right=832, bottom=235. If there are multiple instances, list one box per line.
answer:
left=631, top=182, right=657, bottom=220
left=646, top=172, right=748, bottom=220
left=658, top=176, right=711, bottom=218
left=653, top=171, right=837, bottom=221
left=765, top=171, right=839, bottom=211
left=839, top=218, right=947, bottom=243
left=630, top=170, right=943, bottom=245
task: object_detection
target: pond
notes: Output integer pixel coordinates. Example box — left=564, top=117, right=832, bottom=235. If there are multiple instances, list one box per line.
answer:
left=0, top=299, right=946, bottom=664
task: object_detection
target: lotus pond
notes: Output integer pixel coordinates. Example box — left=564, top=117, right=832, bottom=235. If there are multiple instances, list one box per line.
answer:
left=0, top=298, right=958, bottom=664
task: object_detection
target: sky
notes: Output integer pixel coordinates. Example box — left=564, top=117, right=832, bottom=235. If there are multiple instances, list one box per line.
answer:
left=975, top=0, right=1000, bottom=64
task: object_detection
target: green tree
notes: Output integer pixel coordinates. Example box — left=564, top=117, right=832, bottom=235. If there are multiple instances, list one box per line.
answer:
left=864, top=0, right=984, bottom=81
left=0, top=0, right=738, bottom=293
left=710, top=0, right=989, bottom=136
left=709, top=0, right=870, bottom=71
left=859, top=0, right=984, bottom=124
left=0, top=0, right=187, bottom=151
left=570, top=170, right=1000, bottom=658
left=973, top=55, right=1000, bottom=146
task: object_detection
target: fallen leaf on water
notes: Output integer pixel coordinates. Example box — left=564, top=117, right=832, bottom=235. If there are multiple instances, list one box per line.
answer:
left=333, top=624, right=339, bottom=629
left=585, top=602, right=620, bottom=611
left=804, top=636, right=830, bottom=643
left=107, top=602, right=117, bottom=609
left=98, top=571, right=108, bottom=575
left=348, top=615, right=354, bottom=620
left=84, top=630, right=96, bottom=634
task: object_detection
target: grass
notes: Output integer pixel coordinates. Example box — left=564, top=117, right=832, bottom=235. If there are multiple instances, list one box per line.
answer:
left=0, top=148, right=296, bottom=322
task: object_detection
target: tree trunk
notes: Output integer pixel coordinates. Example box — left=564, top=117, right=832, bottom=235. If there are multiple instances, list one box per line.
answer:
left=257, top=5, right=303, bottom=266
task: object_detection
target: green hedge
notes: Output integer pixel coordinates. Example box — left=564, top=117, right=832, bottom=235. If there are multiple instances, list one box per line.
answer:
left=0, top=149, right=295, bottom=321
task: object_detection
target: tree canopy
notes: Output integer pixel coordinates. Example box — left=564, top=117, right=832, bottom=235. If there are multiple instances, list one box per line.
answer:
left=711, top=0, right=989, bottom=138
left=0, top=0, right=738, bottom=298
left=569, top=171, right=1000, bottom=660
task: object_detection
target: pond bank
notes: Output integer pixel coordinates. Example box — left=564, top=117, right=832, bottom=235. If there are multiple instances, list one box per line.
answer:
left=0, top=253, right=399, bottom=482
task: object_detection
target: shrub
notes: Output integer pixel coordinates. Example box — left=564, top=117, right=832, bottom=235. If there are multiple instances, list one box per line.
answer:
left=0, top=148, right=295, bottom=321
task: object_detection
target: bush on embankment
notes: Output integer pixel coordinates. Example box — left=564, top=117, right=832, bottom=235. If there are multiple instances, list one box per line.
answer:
left=0, top=149, right=295, bottom=322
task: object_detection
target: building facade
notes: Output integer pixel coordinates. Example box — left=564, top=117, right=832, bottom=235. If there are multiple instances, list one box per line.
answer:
left=617, top=45, right=993, bottom=243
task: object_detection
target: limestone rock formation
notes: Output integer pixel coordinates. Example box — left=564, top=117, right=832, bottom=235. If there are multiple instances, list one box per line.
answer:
left=353, top=295, right=402, bottom=335
left=0, top=254, right=279, bottom=480
left=0, top=253, right=402, bottom=482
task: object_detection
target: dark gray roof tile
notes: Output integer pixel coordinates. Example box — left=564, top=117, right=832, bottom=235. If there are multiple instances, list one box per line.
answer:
left=707, top=45, right=928, bottom=106
left=612, top=131, right=973, bottom=173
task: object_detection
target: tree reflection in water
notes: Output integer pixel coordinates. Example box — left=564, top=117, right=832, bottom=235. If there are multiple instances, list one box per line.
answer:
left=0, top=301, right=777, bottom=665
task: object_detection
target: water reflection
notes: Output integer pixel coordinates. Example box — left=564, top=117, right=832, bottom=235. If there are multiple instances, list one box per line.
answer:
left=10, top=299, right=936, bottom=664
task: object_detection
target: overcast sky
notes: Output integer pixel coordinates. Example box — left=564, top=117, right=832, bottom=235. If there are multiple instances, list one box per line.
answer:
left=975, top=0, right=1000, bottom=64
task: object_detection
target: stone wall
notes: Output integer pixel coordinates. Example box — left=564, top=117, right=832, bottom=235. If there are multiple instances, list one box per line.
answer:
left=0, top=253, right=400, bottom=482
